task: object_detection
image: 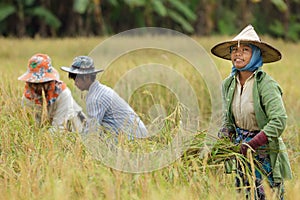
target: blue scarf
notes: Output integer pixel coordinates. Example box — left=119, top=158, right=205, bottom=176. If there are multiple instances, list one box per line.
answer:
left=230, top=44, right=263, bottom=76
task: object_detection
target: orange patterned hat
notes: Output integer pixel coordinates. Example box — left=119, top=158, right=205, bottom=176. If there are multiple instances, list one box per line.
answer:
left=18, top=53, right=60, bottom=83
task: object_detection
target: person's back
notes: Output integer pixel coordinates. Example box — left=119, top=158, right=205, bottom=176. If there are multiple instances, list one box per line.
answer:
left=86, top=80, right=147, bottom=138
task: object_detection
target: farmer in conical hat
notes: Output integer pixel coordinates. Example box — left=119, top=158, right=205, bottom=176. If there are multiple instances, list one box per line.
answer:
left=60, top=56, right=147, bottom=139
left=18, top=53, right=86, bottom=133
left=212, top=25, right=292, bottom=199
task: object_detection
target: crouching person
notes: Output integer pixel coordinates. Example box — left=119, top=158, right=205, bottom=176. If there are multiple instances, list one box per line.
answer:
left=60, top=55, right=148, bottom=139
left=18, top=53, right=86, bottom=133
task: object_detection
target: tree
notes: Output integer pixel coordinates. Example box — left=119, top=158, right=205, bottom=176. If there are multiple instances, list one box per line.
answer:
left=0, top=0, right=61, bottom=37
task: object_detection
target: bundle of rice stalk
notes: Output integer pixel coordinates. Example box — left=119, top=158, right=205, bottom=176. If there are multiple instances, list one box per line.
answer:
left=182, top=131, right=206, bottom=158
left=182, top=133, right=239, bottom=161
left=209, top=137, right=266, bottom=198
left=184, top=134, right=261, bottom=176
left=208, top=137, right=241, bottom=164
left=40, top=87, right=48, bottom=127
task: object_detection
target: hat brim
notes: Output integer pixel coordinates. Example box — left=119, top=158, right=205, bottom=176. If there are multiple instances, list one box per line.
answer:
left=211, top=40, right=281, bottom=63
left=60, top=66, right=104, bottom=74
left=18, top=69, right=59, bottom=83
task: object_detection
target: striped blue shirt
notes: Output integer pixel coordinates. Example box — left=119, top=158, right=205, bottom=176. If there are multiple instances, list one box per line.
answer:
left=86, top=81, right=148, bottom=138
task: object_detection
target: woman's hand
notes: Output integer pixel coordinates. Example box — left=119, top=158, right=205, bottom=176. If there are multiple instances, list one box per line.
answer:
left=218, top=126, right=235, bottom=140
left=240, top=131, right=268, bottom=156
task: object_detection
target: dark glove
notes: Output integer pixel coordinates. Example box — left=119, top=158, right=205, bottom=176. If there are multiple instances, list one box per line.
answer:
left=218, top=126, right=235, bottom=139
left=240, top=131, right=268, bottom=156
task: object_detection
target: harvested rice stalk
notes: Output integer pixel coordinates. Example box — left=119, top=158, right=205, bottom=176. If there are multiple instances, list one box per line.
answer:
left=40, top=87, right=48, bottom=127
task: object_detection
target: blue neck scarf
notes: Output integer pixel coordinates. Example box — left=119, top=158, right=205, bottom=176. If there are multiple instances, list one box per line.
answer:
left=230, top=44, right=263, bottom=76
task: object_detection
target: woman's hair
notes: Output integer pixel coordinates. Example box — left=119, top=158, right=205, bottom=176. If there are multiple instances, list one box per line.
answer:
left=68, top=73, right=97, bottom=82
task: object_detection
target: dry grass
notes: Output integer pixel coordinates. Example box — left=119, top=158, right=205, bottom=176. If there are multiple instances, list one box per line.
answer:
left=0, top=36, right=299, bottom=200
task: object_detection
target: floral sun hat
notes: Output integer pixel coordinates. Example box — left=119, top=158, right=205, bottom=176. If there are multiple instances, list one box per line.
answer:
left=18, top=53, right=59, bottom=83
left=211, top=24, right=282, bottom=63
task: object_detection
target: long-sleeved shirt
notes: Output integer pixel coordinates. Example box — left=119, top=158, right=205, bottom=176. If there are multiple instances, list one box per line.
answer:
left=86, top=81, right=148, bottom=138
left=22, top=87, right=86, bottom=132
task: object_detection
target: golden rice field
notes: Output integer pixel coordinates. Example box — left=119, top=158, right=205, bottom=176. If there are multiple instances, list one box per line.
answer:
left=0, top=35, right=299, bottom=200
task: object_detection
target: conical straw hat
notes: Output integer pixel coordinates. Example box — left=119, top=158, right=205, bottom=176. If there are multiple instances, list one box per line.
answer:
left=211, top=25, right=281, bottom=63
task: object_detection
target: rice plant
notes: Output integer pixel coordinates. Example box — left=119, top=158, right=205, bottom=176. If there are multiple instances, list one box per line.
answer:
left=0, top=37, right=299, bottom=200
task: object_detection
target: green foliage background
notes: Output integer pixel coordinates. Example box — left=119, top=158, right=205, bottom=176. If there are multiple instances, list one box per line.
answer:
left=1, top=0, right=300, bottom=41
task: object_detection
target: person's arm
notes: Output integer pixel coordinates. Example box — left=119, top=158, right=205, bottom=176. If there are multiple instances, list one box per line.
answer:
left=240, top=77, right=286, bottom=155
left=221, top=82, right=229, bottom=126
left=240, top=131, right=268, bottom=155
left=260, top=79, right=287, bottom=138
left=21, top=95, right=42, bottom=124
left=86, top=96, right=107, bottom=124
left=219, top=80, right=236, bottom=139
left=51, top=88, right=81, bottom=131
left=84, top=92, right=109, bottom=135
left=22, top=95, right=38, bottom=107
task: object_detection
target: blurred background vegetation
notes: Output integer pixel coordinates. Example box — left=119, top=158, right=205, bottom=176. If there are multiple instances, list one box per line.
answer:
left=1, top=0, right=300, bottom=41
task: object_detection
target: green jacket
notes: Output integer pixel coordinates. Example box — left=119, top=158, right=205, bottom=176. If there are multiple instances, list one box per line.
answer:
left=222, top=68, right=292, bottom=182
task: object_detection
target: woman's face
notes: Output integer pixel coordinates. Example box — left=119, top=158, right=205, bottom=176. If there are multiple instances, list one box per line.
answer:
left=28, top=81, right=51, bottom=95
left=230, top=43, right=252, bottom=69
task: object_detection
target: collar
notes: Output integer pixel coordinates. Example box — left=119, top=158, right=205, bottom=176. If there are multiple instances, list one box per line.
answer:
left=254, top=68, right=264, bottom=81
left=236, top=71, right=256, bottom=85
